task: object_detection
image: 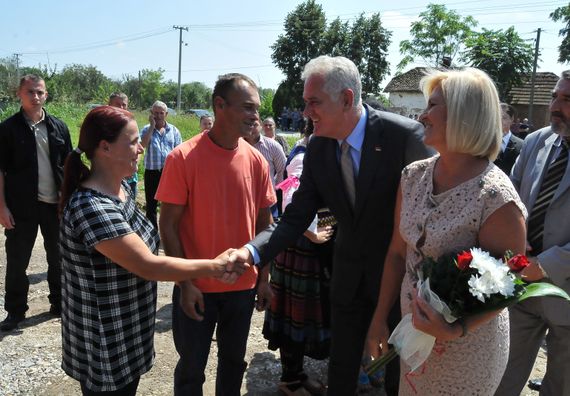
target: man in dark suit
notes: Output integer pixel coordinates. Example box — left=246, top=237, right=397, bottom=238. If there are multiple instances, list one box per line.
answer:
left=231, top=56, right=433, bottom=395
left=494, top=103, right=523, bottom=175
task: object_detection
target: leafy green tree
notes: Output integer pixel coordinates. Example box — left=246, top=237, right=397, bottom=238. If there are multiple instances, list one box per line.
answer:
left=273, top=80, right=304, bottom=117
left=272, top=1, right=392, bottom=106
left=347, top=13, right=391, bottom=97
left=120, top=74, right=142, bottom=108
left=321, top=17, right=350, bottom=56
left=550, top=4, right=570, bottom=63
left=398, top=3, right=477, bottom=70
left=182, top=82, right=212, bottom=109
left=462, top=26, right=534, bottom=101
left=159, top=81, right=179, bottom=109
left=0, top=58, right=55, bottom=104
left=272, top=0, right=327, bottom=87
left=259, top=88, right=275, bottom=119
left=51, top=64, right=112, bottom=103
left=138, top=69, right=165, bottom=108
left=0, top=57, right=18, bottom=103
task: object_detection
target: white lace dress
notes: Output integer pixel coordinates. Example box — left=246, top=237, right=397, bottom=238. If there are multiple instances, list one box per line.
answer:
left=398, top=156, right=527, bottom=396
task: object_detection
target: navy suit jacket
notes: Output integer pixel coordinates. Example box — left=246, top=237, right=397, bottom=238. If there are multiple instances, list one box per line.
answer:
left=250, top=105, right=434, bottom=304
left=494, top=133, right=523, bottom=175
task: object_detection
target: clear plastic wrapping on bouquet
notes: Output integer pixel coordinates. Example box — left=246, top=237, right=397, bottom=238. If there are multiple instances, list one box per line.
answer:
left=388, top=278, right=457, bottom=371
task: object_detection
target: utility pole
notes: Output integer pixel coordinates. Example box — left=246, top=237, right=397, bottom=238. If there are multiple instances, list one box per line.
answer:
left=173, top=25, right=188, bottom=113
left=14, top=53, right=21, bottom=83
left=528, top=28, right=541, bottom=126
left=138, top=70, right=142, bottom=108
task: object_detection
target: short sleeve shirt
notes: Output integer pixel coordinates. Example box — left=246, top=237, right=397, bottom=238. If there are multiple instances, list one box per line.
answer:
left=59, top=182, right=159, bottom=391
left=140, top=122, right=182, bottom=170
left=156, top=132, right=276, bottom=293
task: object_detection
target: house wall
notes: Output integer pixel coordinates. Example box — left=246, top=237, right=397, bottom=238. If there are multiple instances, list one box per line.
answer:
left=512, top=104, right=550, bottom=131
left=388, top=92, right=426, bottom=116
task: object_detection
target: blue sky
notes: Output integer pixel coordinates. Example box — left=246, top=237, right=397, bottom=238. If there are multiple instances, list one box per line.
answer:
left=2, top=0, right=568, bottom=91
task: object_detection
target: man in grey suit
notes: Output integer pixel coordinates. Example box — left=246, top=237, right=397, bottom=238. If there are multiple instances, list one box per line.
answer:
left=231, top=56, right=433, bottom=395
left=496, top=71, right=570, bottom=396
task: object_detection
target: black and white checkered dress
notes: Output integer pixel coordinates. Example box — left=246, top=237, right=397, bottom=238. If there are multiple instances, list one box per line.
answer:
left=59, top=182, right=159, bottom=391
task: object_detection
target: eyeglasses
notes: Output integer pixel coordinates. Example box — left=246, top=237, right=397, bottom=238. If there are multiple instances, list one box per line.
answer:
left=263, top=124, right=274, bottom=127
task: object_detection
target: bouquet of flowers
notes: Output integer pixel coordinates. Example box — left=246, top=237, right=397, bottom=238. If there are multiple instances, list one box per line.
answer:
left=367, top=248, right=570, bottom=374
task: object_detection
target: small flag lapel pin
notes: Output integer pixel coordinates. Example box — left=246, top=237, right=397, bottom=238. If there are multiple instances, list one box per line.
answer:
left=374, top=146, right=382, bottom=152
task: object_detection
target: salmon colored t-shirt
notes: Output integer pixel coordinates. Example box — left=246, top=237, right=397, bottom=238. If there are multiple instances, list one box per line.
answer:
left=156, top=132, right=276, bottom=292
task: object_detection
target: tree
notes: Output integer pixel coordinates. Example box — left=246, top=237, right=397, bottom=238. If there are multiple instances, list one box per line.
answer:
left=272, top=1, right=392, bottom=105
left=138, top=69, right=165, bottom=108
left=0, top=58, right=55, bottom=104
left=272, top=1, right=327, bottom=87
left=154, top=80, right=211, bottom=111
left=258, top=88, right=275, bottom=120
left=120, top=74, right=143, bottom=108
left=321, top=17, right=350, bottom=56
left=50, top=64, right=112, bottom=103
left=347, top=13, right=391, bottom=97
left=273, top=80, right=304, bottom=117
left=398, top=3, right=477, bottom=70
left=0, top=57, right=18, bottom=103
left=181, top=82, right=211, bottom=109
left=271, top=0, right=327, bottom=103
left=462, top=27, right=534, bottom=101
left=550, top=4, right=570, bottom=63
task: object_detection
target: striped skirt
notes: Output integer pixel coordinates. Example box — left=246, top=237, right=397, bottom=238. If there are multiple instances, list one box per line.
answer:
left=262, top=234, right=332, bottom=360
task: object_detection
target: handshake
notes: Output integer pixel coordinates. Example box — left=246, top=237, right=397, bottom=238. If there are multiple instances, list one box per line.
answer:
left=214, top=247, right=254, bottom=284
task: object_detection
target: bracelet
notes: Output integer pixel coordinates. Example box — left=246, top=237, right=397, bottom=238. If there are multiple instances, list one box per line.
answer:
left=457, top=318, right=468, bottom=338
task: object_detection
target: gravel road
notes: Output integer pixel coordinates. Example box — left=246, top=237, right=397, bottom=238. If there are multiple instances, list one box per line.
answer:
left=0, top=231, right=545, bottom=395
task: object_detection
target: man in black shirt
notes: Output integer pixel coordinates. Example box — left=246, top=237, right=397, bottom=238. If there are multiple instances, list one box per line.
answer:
left=0, top=74, right=72, bottom=331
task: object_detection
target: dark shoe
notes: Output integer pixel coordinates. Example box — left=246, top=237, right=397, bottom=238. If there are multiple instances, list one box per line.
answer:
left=528, top=379, right=542, bottom=391
left=49, top=304, right=61, bottom=316
left=0, top=313, right=25, bottom=331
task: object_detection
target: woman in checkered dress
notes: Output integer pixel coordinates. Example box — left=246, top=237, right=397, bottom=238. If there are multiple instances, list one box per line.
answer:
left=58, top=106, right=242, bottom=395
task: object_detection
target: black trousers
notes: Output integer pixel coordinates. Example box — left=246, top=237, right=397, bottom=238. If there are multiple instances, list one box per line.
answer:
left=327, top=284, right=400, bottom=396
left=144, top=169, right=162, bottom=229
left=4, top=201, right=61, bottom=315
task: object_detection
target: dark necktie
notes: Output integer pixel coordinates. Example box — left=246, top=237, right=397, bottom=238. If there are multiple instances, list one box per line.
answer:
left=527, top=138, right=569, bottom=253
left=340, top=140, right=356, bottom=208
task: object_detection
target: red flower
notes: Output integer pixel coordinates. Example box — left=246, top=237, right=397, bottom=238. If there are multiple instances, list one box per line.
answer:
left=456, top=251, right=473, bottom=270
left=507, top=254, right=530, bottom=272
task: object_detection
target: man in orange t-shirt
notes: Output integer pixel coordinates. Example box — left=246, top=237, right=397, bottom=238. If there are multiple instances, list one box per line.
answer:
left=156, top=73, right=275, bottom=395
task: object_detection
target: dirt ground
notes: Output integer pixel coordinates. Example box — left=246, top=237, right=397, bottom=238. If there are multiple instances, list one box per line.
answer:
left=0, top=231, right=546, bottom=396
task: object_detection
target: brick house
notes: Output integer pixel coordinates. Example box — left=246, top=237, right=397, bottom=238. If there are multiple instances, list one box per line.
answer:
left=383, top=68, right=558, bottom=130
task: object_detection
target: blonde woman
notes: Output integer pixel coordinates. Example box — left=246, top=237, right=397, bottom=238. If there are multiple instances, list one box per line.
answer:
left=366, top=68, right=527, bottom=395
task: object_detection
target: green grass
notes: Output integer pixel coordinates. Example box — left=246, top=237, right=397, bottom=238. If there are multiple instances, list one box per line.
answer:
left=284, top=135, right=299, bottom=148
left=0, top=102, right=202, bottom=181
left=0, top=102, right=300, bottom=181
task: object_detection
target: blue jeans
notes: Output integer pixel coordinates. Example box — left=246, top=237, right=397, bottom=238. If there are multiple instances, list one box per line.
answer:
left=172, top=286, right=256, bottom=396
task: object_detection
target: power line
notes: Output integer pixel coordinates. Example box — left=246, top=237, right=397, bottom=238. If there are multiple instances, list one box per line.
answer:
left=6, top=2, right=565, bottom=59
left=175, top=64, right=275, bottom=73
left=19, top=27, right=172, bottom=55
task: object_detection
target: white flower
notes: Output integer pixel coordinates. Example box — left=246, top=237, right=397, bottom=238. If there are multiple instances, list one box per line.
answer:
left=467, top=248, right=516, bottom=301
